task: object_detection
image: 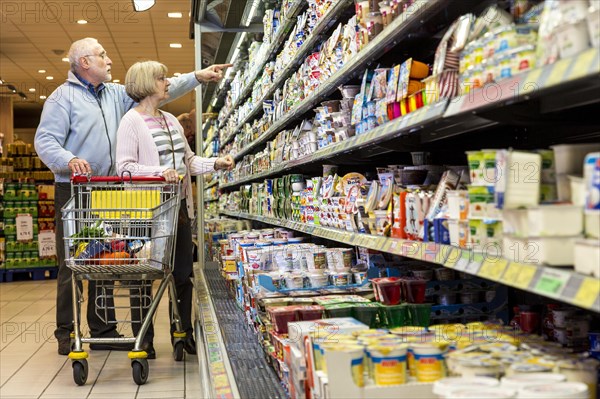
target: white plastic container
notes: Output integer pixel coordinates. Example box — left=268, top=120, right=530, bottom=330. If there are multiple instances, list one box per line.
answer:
left=501, top=373, right=566, bottom=389
left=447, top=190, right=469, bottom=220
left=517, top=382, right=588, bottom=399
left=569, top=175, right=586, bottom=206
left=556, top=359, right=600, bottom=399
left=588, top=6, right=600, bottom=47
left=574, top=239, right=600, bottom=277
left=585, top=210, right=600, bottom=238
left=309, top=272, right=329, bottom=288
left=558, top=0, right=590, bottom=20
left=556, top=174, right=571, bottom=202
left=495, top=150, right=541, bottom=209
left=434, top=377, right=499, bottom=397
left=444, top=387, right=516, bottom=399
left=555, top=18, right=590, bottom=59
left=503, top=235, right=578, bottom=266
left=551, top=144, right=600, bottom=175
left=502, top=205, right=583, bottom=237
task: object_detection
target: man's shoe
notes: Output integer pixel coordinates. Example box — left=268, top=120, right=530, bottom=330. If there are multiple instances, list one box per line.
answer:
left=183, top=335, right=196, bottom=355
left=57, top=336, right=71, bottom=356
left=141, top=342, right=156, bottom=359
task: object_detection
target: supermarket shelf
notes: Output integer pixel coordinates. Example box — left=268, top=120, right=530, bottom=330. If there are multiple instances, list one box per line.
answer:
left=221, top=100, right=448, bottom=188
left=196, top=261, right=286, bottom=398
left=220, top=210, right=600, bottom=313
left=231, top=0, right=447, bottom=161
left=204, top=197, right=218, bottom=203
left=218, top=0, right=306, bottom=131
left=222, top=0, right=354, bottom=147
left=204, top=180, right=218, bottom=189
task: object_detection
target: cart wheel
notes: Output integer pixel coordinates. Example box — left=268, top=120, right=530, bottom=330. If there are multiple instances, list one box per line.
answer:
left=72, top=359, right=88, bottom=386
left=173, top=341, right=184, bottom=361
left=132, top=359, right=149, bottom=385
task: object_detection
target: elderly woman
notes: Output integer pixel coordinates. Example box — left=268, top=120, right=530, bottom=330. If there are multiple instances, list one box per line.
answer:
left=116, top=61, right=234, bottom=358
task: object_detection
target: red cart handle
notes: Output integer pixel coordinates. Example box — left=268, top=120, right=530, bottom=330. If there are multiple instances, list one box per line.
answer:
left=71, top=173, right=167, bottom=183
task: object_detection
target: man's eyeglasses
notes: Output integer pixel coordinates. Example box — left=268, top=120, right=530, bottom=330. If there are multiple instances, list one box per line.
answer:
left=83, top=52, right=108, bottom=60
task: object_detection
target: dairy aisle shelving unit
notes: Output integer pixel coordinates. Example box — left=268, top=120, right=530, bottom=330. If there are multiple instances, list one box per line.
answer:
left=192, top=0, right=600, bottom=397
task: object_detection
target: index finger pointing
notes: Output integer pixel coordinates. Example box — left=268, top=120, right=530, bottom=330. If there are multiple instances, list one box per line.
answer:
left=212, top=63, right=233, bottom=71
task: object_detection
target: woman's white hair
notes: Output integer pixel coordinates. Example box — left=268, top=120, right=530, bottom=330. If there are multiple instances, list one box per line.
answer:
left=67, top=38, right=99, bottom=71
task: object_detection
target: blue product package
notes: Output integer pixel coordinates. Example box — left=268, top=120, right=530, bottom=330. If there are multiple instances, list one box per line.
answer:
left=77, top=240, right=110, bottom=260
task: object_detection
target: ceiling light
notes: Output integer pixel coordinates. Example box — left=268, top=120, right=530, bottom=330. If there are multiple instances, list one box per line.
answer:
left=38, top=69, right=46, bottom=73
left=46, top=76, right=54, bottom=80
left=77, top=20, right=88, bottom=24
left=168, top=12, right=183, bottom=18
left=132, top=0, right=155, bottom=12
left=245, top=0, right=259, bottom=26
left=62, top=57, right=69, bottom=62
left=29, top=88, right=36, bottom=92
left=18, top=92, right=27, bottom=99
left=169, top=43, right=182, bottom=48
left=113, top=79, right=120, bottom=83
left=40, top=96, right=47, bottom=100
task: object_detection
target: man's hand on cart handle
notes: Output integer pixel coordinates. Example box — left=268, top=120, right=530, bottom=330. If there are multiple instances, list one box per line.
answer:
left=69, top=157, right=92, bottom=175
left=162, top=168, right=179, bottom=183
left=215, top=155, right=235, bottom=171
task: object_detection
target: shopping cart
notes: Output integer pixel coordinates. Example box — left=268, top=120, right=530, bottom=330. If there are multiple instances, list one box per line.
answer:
left=62, top=175, right=185, bottom=386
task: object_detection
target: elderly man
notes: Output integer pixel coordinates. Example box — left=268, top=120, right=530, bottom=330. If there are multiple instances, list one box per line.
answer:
left=35, top=37, right=230, bottom=356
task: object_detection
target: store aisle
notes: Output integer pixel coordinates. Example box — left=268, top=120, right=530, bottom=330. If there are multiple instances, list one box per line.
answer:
left=0, top=279, right=202, bottom=399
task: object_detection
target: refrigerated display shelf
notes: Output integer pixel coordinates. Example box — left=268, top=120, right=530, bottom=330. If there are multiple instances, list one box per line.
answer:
left=221, top=0, right=354, bottom=147
left=222, top=100, right=448, bottom=188
left=204, top=180, right=218, bottom=189
left=231, top=0, right=446, bottom=161
left=199, top=261, right=287, bottom=399
left=218, top=0, right=306, bottom=131
left=220, top=47, right=600, bottom=187
left=220, top=210, right=600, bottom=313
left=203, top=197, right=218, bottom=203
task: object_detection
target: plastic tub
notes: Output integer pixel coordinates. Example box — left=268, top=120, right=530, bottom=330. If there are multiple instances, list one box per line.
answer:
left=297, top=305, right=324, bottom=321
left=555, top=18, right=590, bottom=59
left=517, top=382, right=588, bottom=399
left=502, top=205, right=583, bottom=237
left=285, top=273, right=304, bottom=289
left=407, top=304, right=432, bottom=327
left=434, top=377, right=499, bottom=397
left=383, top=304, right=408, bottom=328
left=551, top=144, right=600, bottom=175
left=324, top=304, right=354, bottom=318
left=353, top=271, right=367, bottom=284
left=503, top=235, right=578, bottom=266
left=352, top=305, right=382, bottom=328
left=444, top=388, right=516, bottom=399
left=309, top=272, right=329, bottom=288
left=368, top=344, right=408, bottom=386
left=375, top=278, right=402, bottom=305
left=269, top=307, right=298, bottom=334
left=501, top=373, right=566, bottom=389
left=585, top=210, right=599, bottom=238
left=330, top=271, right=351, bottom=286
left=403, top=278, right=427, bottom=303
left=574, top=239, right=600, bottom=277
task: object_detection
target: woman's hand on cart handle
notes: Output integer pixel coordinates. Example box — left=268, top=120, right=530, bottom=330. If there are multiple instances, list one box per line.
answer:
left=162, top=168, right=179, bottom=183
left=68, top=157, right=92, bottom=175
left=215, top=155, right=234, bottom=171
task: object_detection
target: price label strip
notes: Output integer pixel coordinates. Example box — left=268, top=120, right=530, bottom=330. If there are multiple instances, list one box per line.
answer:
left=454, top=251, right=472, bottom=272
left=573, top=277, right=600, bottom=311
left=479, top=258, right=509, bottom=281
left=513, top=263, right=539, bottom=291
left=465, top=253, right=484, bottom=275
left=534, top=268, right=571, bottom=299
left=443, top=246, right=462, bottom=268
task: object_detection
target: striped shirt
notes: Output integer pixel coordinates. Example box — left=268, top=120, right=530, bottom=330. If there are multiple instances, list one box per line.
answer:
left=142, top=113, right=187, bottom=175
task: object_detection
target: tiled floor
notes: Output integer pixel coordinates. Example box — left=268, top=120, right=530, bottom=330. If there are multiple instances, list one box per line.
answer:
left=0, top=278, right=203, bottom=399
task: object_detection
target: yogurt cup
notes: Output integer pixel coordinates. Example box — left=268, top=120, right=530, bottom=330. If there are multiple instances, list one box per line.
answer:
left=285, top=274, right=304, bottom=289
left=413, top=343, right=447, bottom=382
left=368, top=344, right=408, bottom=386
left=443, top=387, right=516, bottom=399
left=308, top=272, right=329, bottom=288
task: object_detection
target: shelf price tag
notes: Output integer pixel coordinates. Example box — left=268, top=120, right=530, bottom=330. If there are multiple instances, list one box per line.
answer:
left=465, top=253, right=484, bottom=275
left=534, top=268, right=571, bottom=298
left=443, top=246, right=462, bottom=268
left=454, top=251, right=472, bottom=272
left=513, top=263, right=538, bottom=290
left=38, top=230, right=57, bottom=257
left=422, top=243, right=442, bottom=263
left=401, top=242, right=421, bottom=259
left=16, top=214, right=33, bottom=242
left=479, top=258, right=509, bottom=281
left=501, top=262, right=522, bottom=286
left=573, top=277, right=600, bottom=310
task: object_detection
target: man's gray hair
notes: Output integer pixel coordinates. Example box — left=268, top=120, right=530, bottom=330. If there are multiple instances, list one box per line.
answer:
left=68, top=38, right=99, bottom=71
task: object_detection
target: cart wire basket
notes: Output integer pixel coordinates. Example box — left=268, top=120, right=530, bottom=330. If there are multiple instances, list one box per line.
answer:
left=62, top=175, right=187, bottom=386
